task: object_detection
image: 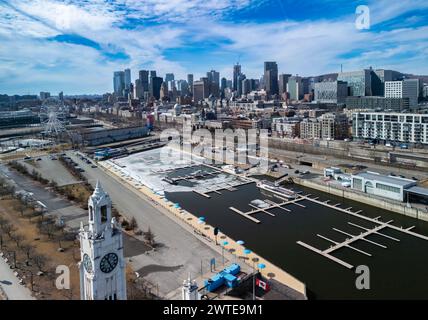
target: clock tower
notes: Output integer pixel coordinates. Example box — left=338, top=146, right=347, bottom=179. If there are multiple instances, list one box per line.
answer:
left=79, top=181, right=127, bottom=300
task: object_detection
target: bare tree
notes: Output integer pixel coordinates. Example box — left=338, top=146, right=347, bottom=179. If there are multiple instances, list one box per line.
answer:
left=11, top=233, right=24, bottom=248
left=143, top=227, right=155, bottom=247
left=33, top=254, right=47, bottom=272
left=2, top=222, right=16, bottom=239
left=14, top=202, right=26, bottom=217
left=21, top=243, right=36, bottom=260
left=129, top=217, right=138, bottom=231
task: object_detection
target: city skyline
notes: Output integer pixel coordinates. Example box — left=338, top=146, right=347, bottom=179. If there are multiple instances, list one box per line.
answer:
left=1, top=0, right=428, bottom=95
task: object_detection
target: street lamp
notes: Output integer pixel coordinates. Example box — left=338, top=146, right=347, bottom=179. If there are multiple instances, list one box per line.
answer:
left=222, top=241, right=229, bottom=266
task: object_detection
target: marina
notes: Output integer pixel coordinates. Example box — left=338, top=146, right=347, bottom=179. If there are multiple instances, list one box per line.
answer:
left=103, top=147, right=428, bottom=299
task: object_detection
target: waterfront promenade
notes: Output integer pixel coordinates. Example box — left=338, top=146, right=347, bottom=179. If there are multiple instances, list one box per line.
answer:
left=100, top=160, right=307, bottom=298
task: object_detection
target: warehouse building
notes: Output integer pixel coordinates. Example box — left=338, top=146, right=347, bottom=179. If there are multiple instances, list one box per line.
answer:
left=351, top=171, right=417, bottom=202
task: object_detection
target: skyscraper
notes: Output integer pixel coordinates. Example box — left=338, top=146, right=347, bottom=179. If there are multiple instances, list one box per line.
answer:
left=220, top=77, right=227, bottom=98
left=278, top=74, right=291, bottom=95
left=124, top=69, right=131, bottom=90
left=187, top=74, right=194, bottom=95
left=165, top=73, right=175, bottom=82
left=288, top=76, right=303, bottom=101
left=264, top=62, right=279, bottom=96
left=233, top=64, right=241, bottom=92
left=149, top=76, right=163, bottom=100
left=193, top=78, right=209, bottom=103
left=207, top=70, right=220, bottom=97
left=113, top=71, right=125, bottom=97
left=237, top=74, right=246, bottom=96
left=139, top=70, right=149, bottom=93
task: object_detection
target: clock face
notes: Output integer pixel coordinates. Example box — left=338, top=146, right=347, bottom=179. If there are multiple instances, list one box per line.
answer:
left=100, top=253, right=119, bottom=273
left=83, top=254, right=93, bottom=273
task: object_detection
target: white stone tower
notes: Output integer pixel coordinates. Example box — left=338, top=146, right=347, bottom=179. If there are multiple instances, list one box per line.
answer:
left=79, top=181, right=127, bottom=300
left=182, top=274, right=199, bottom=300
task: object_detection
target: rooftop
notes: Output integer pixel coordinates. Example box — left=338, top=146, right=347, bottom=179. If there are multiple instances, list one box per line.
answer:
left=352, top=171, right=416, bottom=187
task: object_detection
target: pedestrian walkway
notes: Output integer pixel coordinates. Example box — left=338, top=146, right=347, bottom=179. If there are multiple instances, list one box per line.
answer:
left=0, top=258, right=35, bottom=300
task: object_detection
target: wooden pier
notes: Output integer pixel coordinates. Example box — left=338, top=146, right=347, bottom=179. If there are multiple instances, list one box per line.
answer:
left=229, top=207, right=261, bottom=223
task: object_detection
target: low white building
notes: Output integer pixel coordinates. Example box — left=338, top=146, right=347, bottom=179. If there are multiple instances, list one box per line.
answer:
left=351, top=171, right=416, bottom=202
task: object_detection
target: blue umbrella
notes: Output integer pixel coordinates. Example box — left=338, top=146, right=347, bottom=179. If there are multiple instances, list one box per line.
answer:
left=237, top=240, right=245, bottom=245
left=198, top=216, right=206, bottom=221
left=258, top=263, right=266, bottom=269
left=244, top=249, right=252, bottom=255
left=222, top=241, right=229, bottom=246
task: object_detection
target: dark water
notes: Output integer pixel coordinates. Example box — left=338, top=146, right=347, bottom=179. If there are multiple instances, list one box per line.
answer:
left=166, top=183, right=428, bottom=300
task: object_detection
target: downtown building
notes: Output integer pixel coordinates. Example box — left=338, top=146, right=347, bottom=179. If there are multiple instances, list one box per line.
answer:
left=314, top=81, right=348, bottom=104
left=300, top=113, right=348, bottom=140
left=352, top=112, right=428, bottom=145
left=193, top=78, right=209, bottom=103
left=288, top=76, right=303, bottom=101
left=385, top=79, right=420, bottom=109
left=264, top=62, right=279, bottom=97
left=345, top=96, right=410, bottom=111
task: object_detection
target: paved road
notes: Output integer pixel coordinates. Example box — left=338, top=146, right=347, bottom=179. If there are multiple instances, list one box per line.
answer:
left=67, top=152, right=224, bottom=297
left=0, top=258, right=34, bottom=300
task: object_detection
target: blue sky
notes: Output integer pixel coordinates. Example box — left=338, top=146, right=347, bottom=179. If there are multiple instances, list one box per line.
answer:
left=0, top=0, right=428, bottom=95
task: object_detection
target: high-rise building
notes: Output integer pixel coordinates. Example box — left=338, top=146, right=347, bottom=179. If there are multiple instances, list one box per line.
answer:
left=149, top=76, right=163, bottom=100
left=314, top=81, right=348, bottom=104
left=134, top=79, right=143, bottom=99
left=150, top=71, right=157, bottom=79
left=113, top=71, right=125, bottom=97
left=187, top=74, right=194, bottom=95
left=160, top=82, right=169, bottom=101
left=165, top=73, right=175, bottom=82
left=264, top=62, right=279, bottom=96
left=233, top=64, right=241, bottom=91
left=124, top=69, right=131, bottom=90
left=288, top=76, right=303, bottom=101
left=337, top=69, right=372, bottom=96
left=40, top=91, right=51, bottom=100
left=193, top=78, right=209, bottom=103
left=220, top=78, right=227, bottom=98
left=177, top=80, right=189, bottom=96
left=242, top=79, right=257, bottom=95
left=385, top=79, right=419, bottom=109
left=207, top=70, right=220, bottom=97
left=278, top=74, right=291, bottom=95
left=237, top=74, right=246, bottom=96
left=372, top=69, right=403, bottom=96
left=139, top=70, right=149, bottom=93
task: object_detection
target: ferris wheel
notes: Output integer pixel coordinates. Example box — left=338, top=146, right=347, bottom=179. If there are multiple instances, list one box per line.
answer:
left=39, top=102, right=68, bottom=137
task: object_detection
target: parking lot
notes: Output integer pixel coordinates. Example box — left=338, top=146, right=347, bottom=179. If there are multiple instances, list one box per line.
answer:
left=19, top=154, right=79, bottom=187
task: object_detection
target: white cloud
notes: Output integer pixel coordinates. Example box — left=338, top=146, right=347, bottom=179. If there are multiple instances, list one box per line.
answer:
left=0, top=0, right=427, bottom=94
